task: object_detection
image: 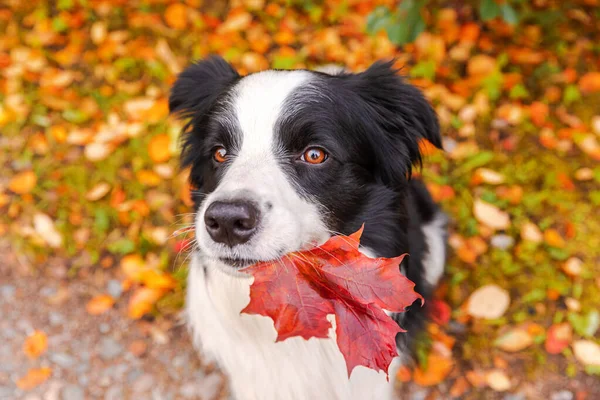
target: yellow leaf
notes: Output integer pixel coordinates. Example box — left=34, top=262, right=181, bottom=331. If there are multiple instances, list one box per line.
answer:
left=148, top=134, right=172, bottom=163
left=164, top=3, right=188, bottom=30
left=137, top=170, right=162, bottom=187
left=128, top=287, right=166, bottom=319
left=23, top=330, right=48, bottom=359
left=120, top=254, right=148, bottom=281
left=86, top=294, right=115, bottom=315
left=9, top=170, right=37, bottom=194
left=17, top=367, right=52, bottom=390
left=544, top=229, right=565, bottom=248
left=140, top=270, right=177, bottom=290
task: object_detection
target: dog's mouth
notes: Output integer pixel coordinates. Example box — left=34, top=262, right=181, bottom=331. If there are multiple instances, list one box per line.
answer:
left=218, top=257, right=262, bottom=269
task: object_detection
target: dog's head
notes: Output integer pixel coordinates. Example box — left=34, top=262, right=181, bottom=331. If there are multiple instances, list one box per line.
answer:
left=170, top=57, right=441, bottom=273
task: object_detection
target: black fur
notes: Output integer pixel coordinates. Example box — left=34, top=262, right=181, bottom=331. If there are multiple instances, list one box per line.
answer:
left=170, top=56, right=446, bottom=354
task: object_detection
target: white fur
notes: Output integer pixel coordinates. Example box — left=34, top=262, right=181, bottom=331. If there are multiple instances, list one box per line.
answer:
left=421, top=212, right=448, bottom=286
left=187, top=254, right=397, bottom=400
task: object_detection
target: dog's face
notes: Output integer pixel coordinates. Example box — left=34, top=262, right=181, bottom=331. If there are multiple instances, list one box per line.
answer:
left=170, top=57, right=441, bottom=273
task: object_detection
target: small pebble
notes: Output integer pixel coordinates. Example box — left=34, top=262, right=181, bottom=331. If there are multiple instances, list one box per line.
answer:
left=49, top=353, right=76, bottom=368
left=99, top=323, right=111, bottom=334
left=48, top=312, right=65, bottom=327
left=503, top=394, right=525, bottom=400
left=40, top=286, right=57, bottom=298
left=98, top=337, right=123, bottom=361
left=133, top=374, right=154, bottom=392
left=0, top=285, right=16, bottom=301
left=550, top=391, right=574, bottom=400
left=104, top=386, right=123, bottom=400
left=197, top=374, right=222, bottom=400
left=61, top=385, right=84, bottom=400
left=491, top=234, right=515, bottom=250
left=107, top=280, right=122, bottom=299
left=409, top=389, right=429, bottom=400
left=0, top=387, right=14, bottom=399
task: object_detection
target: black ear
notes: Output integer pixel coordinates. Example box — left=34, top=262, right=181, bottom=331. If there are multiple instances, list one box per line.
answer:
left=170, top=57, right=240, bottom=191
left=169, top=56, right=240, bottom=119
left=346, top=60, right=441, bottom=183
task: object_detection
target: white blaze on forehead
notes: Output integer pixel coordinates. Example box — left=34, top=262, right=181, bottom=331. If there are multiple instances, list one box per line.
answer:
left=232, top=70, right=312, bottom=154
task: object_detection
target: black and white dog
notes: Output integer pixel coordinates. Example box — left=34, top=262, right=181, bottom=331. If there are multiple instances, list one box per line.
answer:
left=169, top=56, right=448, bottom=400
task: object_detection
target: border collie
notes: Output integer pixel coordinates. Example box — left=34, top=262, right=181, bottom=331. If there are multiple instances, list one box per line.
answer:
left=169, top=56, right=448, bottom=400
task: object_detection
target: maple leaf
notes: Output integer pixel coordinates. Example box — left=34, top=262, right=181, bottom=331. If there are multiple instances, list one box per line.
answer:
left=241, top=227, right=423, bottom=378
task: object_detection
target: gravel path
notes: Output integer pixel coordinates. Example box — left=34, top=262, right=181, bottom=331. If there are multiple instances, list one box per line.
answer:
left=0, top=250, right=226, bottom=400
left=2, top=245, right=598, bottom=400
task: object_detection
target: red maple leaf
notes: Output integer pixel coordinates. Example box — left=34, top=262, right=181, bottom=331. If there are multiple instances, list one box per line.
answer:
left=241, top=227, right=423, bottom=378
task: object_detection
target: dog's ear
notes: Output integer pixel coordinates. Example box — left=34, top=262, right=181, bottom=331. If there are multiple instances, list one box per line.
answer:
left=169, top=56, right=240, bottom=119
left=170, top=57, right=240, bottom=192
left=345, top=60, right=441, bottom=184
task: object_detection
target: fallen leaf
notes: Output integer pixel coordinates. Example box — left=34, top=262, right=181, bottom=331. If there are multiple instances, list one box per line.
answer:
left=467, top=55, right=496, bottom=77
left=413, top=353, right=454, bottom=386
left=129, top=340, right=148, bottom=357
left=33, top=213, right=62, bottom=248
left=241, top=227, right=422, bottom=377
left=164, top=3, right=188, bottom=30
left=545, top=323, right=572, bottom=354
left=529, top=101, right=549, bottom=127
left=473, top=199, right=511, bottom=230
left=428, top=299, right=452, bottom=326
left=16, top=367, right=52, bottom=390
left=148, top=134, right=172, bottom=163
left=521, top=222, right=543, bottom=243
left=9, top=170, right=37, bottom=194
left=486, top=370, right=511, bottom=391
left=544, top=229, right=565, bottom=248
left=449, top=376, right=470, bottom=397
left=579, top=72, right=600, bottom=93
left=121, top=254, right=148, bottom=281
left=495, top=328, right=533, bottom=352
left=85, top=182, right=111, bottom=201
left=128, top=287, right=166, bottom=319
left=472, top=168, right=505, bottom=185
left=23, top=330, right=48, bottom=359
left=86, top=294, right=115, bottom=315
left=139, top=269, right=177, bottom=290
left=562, top=257, right=583, bottom=277
left=467, top=284, right=510, bottom=319
left=573, top=340, right=600, bottom=366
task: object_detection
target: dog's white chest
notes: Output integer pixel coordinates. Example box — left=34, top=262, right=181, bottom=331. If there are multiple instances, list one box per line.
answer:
left=186, top=255, right=396, bottom=400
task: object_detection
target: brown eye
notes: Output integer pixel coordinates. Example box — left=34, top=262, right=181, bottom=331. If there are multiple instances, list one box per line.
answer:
left=301, top=147, right=327, bottom=164
left=213, top=147, right=227, bottom=163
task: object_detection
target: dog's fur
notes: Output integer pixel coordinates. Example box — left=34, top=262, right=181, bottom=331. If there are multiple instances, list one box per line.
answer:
left=170, top=57, right=447, bottom=400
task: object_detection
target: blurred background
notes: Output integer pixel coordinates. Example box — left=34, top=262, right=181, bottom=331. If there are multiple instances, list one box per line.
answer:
left=1, top=0, right=599, bottom=399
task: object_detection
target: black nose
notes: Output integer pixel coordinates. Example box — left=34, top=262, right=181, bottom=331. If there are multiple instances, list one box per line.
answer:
left=204, top=200, right=260, bottom=247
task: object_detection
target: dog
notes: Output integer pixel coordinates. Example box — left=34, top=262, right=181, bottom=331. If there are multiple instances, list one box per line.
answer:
left=169, top=56, right=448, bottom=400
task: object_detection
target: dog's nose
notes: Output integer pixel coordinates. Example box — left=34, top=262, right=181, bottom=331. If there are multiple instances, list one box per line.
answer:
left=204, top=200, right=260, bottom=246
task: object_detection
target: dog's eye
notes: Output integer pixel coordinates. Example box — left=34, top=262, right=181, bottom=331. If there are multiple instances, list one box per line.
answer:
left=301, top=147, right=328, bottom=164
left=213, top=147, right=227, bottom=163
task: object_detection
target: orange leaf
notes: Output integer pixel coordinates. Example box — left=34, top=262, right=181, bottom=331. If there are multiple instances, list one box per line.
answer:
left=9, top=170, right=37, bottom=194
left=413, top=353, right=454, bottom=386
left=137, top=170, right=162, bottom=187
left=148, top=134, right=172, bottom=163
left=23, top=330, right=48, bottom=359
left=544, top=229, right=565, bottom=248
left=139, top=269, right=177, bottom=290
left=579, top=72, right=600, bottom=93
left=529, top=101, right=549, bottom=127
left=128, top=287, right=166, bottom=319
left=164, top=3, right=188, bottom=30
left=418, top=138, right=439, bottom=156
left=86, top=294, right=115, bottom=315
left=17, top=367, right=52, bottom=390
